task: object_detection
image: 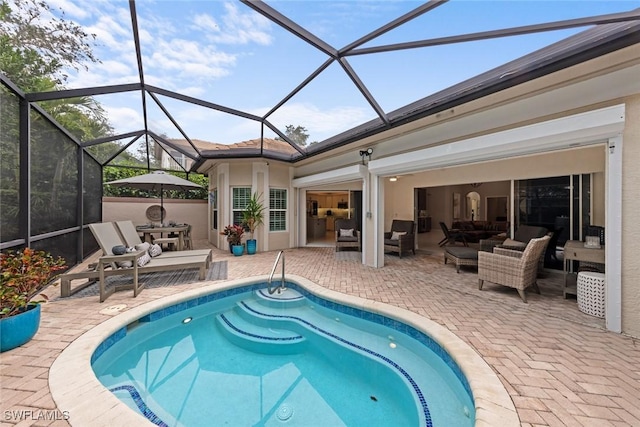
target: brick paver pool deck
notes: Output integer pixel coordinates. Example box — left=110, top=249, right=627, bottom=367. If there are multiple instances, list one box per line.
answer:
left=1, top=243, right=639, bottom=426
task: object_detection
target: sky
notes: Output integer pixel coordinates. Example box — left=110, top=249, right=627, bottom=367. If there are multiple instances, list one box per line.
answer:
left=41, top=0, right=640, bottom=148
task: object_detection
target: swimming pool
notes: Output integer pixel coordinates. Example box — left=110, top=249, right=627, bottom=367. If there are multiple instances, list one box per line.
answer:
left=50, top=275, right=519, bottom=427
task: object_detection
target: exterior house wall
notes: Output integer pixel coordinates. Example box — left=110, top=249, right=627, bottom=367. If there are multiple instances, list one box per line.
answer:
left=267, top=164, right=295, bottom=251
left=207, top=161, right=294, bottom=252
left=622, top=95, right=640, bottom=336
left=102, top=198, right=208, bottom=241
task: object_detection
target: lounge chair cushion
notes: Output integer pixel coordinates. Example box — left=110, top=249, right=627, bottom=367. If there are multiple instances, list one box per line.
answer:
left=501, top=238, right=526, bottom=249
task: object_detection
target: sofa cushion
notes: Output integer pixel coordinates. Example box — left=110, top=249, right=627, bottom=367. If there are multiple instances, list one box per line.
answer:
left=384, top=238, right=400, bottom=246
left=502, top=238, right=527, bottom=249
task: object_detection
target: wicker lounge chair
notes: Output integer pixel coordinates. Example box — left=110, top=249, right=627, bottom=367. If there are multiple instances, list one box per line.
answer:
left=335, top=218, right=361, bottom=251
left=478, top=235, right=550, bottom=303
left=384, top=220, right=415, bottom=258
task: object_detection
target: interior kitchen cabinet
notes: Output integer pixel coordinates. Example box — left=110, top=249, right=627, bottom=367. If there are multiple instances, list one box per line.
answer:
left=307, top=217, right=326, bottom=239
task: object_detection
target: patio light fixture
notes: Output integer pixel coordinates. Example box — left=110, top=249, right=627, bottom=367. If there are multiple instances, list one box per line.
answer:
left=359, top=148, right=373, bottom=164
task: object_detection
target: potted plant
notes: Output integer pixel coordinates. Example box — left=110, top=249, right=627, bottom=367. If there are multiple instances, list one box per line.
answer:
left=1, top=248, right=65, bottom=352
left=242, top=192, right=265, bottom=255
left=220, top=224, right=245, bottom=256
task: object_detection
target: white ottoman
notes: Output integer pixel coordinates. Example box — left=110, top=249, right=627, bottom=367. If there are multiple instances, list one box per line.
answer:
left=577, top=271, right=605, bottom=318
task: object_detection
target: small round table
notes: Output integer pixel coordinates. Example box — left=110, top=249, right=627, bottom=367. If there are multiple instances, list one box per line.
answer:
left=577, top=271, right=605, bottom=318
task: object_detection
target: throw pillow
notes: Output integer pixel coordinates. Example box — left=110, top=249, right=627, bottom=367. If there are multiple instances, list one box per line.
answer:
left=148, top=244, right=162, bottom=257
left=112, top=245, right=127, bottom=255
left=391, top=231, right=407, bottom=240
left=137, top=252, right=151, bottom=267
left=135, top=242, right=151, bottom=252
left=339, top=228, right=354, bottom=237
left=116, top=260, right=133, bottom=268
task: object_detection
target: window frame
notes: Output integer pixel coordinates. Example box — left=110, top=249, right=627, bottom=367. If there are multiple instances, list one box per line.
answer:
left=269, top=188, right=287, bottom=232
left=232, top=187, right=252, bottom=226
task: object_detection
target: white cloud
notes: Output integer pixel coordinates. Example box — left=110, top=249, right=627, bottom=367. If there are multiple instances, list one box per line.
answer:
left=104, top=106, right=144, bottom=132
left=194, top=2, right=272, bottom=46
left=263, top=102, right=370, bottom=140
left=45, top=0, right=91, bottom=20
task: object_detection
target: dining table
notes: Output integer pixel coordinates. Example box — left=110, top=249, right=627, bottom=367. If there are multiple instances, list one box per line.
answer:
left=136, top=224, right=189, bottom=251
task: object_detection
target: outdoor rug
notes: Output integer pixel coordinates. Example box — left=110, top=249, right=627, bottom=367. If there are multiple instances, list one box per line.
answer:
left=64, top=260, right=227, bottom=299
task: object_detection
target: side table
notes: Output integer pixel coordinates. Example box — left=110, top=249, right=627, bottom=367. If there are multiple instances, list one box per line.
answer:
left=577, top=271, right=605, bottom=318
left=98, top=251, right=144, bottom=303
left=563, top=240, right=605, bottom=298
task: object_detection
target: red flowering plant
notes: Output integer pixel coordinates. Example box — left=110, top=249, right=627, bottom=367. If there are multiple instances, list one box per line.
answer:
left=0, top=248, right=66, bottom=318
left=220, top=224, right=245, bottom=245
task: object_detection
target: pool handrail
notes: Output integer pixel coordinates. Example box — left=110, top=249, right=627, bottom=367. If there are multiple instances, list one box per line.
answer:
left=267, top=250, right=286, bottom=294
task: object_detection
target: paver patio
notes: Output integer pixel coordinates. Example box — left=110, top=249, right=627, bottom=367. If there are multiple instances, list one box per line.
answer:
left=1, top=242, right=639, bottom=426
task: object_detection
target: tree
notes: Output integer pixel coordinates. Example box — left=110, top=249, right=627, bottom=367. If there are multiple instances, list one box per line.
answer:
left=1, top=0, right=112, bottom=141
left=0, top=0, right=99, bottom=87
left=278, top=124, right=310, bottom=147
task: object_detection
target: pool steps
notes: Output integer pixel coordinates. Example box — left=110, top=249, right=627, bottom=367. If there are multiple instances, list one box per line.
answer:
left=214, top=289, right=308, bottom=354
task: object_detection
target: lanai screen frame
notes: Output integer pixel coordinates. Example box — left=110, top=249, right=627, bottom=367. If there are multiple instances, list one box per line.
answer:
left=2, top=1, right=640, bottom=267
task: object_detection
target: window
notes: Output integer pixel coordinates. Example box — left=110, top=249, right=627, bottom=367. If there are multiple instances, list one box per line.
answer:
left=210, top=189, right=217, bottom=230
left=270, top=189, right=287, bottom=231
left=232, top=187, right=251, bottom=226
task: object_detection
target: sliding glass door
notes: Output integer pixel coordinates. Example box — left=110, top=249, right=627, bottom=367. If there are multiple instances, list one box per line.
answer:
left=514, top=174, right=592, bottom=268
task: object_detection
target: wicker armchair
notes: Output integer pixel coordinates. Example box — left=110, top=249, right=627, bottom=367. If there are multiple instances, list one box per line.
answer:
left=477, top=235, right=551, bottom=302
left=384, top=220, right=415, bottom=258
left=335, top=218, right=361, bottom=252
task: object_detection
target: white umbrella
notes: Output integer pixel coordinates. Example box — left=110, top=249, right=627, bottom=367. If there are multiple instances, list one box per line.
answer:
left=104, top=171, right=203, bottom=221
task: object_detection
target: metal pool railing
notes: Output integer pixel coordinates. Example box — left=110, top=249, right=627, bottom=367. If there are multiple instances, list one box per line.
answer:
left=267, top=250, right=286, bottom=294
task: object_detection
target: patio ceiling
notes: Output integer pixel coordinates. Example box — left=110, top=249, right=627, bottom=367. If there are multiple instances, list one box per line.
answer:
left=13, top=0, right=640, bottom=172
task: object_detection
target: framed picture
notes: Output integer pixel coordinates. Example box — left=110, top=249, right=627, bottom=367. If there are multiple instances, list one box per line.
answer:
left=453, top=193, right=461, bottom=219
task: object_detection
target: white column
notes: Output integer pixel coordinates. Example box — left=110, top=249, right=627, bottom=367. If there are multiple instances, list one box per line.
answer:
left=371, top=173, right=384, bottom=268
left=605, top=136, right=622, bottom=333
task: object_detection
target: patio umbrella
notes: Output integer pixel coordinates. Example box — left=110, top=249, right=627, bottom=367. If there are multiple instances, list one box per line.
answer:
left=104, top=171, right=203, bottom=222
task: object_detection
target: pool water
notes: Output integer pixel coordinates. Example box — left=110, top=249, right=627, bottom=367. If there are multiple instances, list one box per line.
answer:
left=92, top=286, right=475, bottom=426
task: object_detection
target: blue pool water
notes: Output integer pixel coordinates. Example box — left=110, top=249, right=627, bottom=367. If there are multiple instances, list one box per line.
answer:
left=92, top=283, right=475, bottom=426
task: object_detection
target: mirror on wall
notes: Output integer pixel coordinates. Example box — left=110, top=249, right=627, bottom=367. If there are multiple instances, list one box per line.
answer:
left=466, top=191, right=481, bottom=220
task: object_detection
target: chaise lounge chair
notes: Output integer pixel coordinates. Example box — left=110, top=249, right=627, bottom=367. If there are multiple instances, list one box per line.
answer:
left=59, top=222, right=212, bottom=302
left=114, top=220, right=210, bottom=259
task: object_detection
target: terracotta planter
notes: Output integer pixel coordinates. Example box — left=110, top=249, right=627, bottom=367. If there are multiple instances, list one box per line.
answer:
left=0, top=304, right=41, bottom=352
